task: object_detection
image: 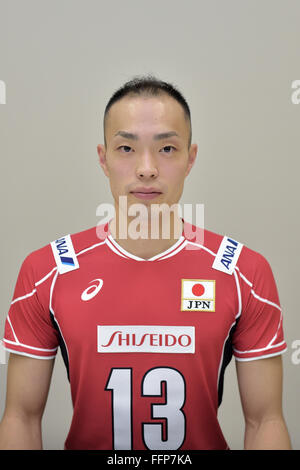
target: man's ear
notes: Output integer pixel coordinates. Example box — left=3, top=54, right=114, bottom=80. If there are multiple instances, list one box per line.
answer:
left=97, top=144, right=109, bottom=177
left=185, top=143, right=198, bottom=177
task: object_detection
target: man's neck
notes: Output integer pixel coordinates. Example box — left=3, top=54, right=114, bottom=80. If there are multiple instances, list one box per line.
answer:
left=108, top=212, right=184, bottom=260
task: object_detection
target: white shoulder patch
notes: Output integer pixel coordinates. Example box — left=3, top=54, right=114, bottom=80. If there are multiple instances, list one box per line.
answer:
left=50, top=234, right=79, bottom=274
left=212, top=236, right=243, bottom=275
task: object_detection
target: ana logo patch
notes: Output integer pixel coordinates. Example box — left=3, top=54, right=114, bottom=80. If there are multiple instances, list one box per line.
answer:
left=50, top=234, right=79, bottom=274
left=212, top=236, right=243, bottom=275
left=181, top=279, right=215, bottom=311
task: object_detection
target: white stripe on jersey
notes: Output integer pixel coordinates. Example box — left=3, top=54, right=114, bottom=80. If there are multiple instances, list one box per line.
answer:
left=7, top=314, right=19, bottom=344
left=156, top=239, right=188, bottom=261
left=235, top=266, right=281, bottom=312
left=76, top=240, right=106, bottom=257
left=106, top=234, right=188, bottom=261
left=105, top=237, right=131, bottom=259
left=233, top=269, right=242, bottom=319
left=35, top=266, right=58, bottom=286
left=185, top=240, right=217, bottom=258
left=49, top=269, right=70, bottom=368
left=3, top=337, right=58, bottom=352
left=233, top=340, right=286, bottom=355
left=234, top=348, right=288, bottom=362
left=2, top=348, right=57, bottom=360
left=11, top=288, right=37, bottom=305
left=267, top=312, right=284, bottom=347
left=250, top=288, right=282, bottom=312
left=149, top=236, right=187, bottom=261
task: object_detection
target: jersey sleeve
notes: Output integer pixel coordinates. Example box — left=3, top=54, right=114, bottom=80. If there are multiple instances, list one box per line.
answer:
left=232, top=252, right=287, bottom=361
left=2, top=253, right=59, bottom=359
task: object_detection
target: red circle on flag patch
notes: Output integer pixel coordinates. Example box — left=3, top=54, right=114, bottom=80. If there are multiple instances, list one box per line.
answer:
left=192, top=283, right=205, bottom=297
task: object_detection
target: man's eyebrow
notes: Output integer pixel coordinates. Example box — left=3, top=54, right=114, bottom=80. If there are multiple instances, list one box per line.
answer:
left=114, top=131, right=180, bottom=141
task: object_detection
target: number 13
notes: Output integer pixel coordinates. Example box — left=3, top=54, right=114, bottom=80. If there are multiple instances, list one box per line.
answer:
left=105, top=367, right=186, bottom=450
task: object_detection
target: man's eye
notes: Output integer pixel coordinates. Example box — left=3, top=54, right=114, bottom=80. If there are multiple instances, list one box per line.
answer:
left=118, top=145, right=132, bottom=153
left=161, top=145, right=176, bottom=153
left=117, top=145, right=176, bottom=153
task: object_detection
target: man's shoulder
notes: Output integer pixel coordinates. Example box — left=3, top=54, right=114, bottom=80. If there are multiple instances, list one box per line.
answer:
left=190, top=223, right=270, bottom=280
left=22, top=224, right=104, bottom=281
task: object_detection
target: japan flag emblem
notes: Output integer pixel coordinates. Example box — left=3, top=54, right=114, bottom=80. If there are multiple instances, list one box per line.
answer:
left=181, top=279, right=216, bottom=311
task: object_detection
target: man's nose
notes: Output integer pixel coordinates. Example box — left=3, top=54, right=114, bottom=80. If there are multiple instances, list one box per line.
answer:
left=136, top=152, right=158, bottom=179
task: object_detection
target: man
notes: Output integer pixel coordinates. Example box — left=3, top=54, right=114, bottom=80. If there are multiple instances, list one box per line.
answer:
left=0, top=75, right=292, bottom=450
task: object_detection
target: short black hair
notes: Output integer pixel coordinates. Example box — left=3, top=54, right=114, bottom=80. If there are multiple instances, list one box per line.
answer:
left=103, top=74, right=192, bottom=149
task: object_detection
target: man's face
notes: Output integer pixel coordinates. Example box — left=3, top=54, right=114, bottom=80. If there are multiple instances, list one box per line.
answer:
left=97, top=94, right=197, bottom=218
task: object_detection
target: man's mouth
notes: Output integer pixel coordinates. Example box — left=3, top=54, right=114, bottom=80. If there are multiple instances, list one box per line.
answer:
left=130, top=187, right=162, bottom=200
left=130, top=191, right=162, bottom=200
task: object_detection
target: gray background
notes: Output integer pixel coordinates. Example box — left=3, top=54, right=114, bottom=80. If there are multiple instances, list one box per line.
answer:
left=0, top=0, right=299, bottom=450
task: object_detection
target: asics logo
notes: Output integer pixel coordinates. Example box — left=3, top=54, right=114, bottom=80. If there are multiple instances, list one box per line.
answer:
left=81, top=279, right=103, bottom=301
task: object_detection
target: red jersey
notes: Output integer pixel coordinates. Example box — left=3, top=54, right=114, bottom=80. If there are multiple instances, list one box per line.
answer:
left=2, top=220, right=287, bottom=450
